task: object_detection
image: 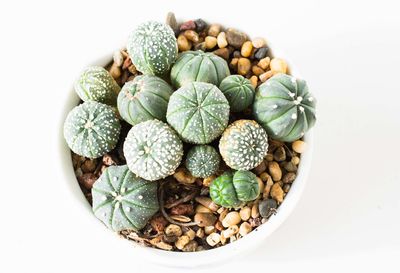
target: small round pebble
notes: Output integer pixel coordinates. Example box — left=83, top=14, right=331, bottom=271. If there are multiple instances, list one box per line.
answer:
left=205, top=36, right=217, bottom=49
left=194, top=213, right=217, bottom=227
left=113, top=50, right=124, bottom=67
left=259, top=70, right=273, bottom=82
left=258, top=57, right=270, bottom=70
left=270, top=58, right=288, bottom=74
left=226, top=28, right=248, bottom=48
left=194, top=18, right=207, bottom=32
left=177, top=35, right=191, bottom=51
left=249, top=75, right=258, bottom=88
left=180, top=20, right=196, bottom=31
left=271, top=183, right=284, bottom=203
left=222, top=211, right=241, bottom=227
left=258, top=199, right=277, bottom=218
left=239, top=222, right=252, bottom=236
left=217, top=32, right=228, bottom=48
left=206, top=233, right=221, bottom=246
left=239, top=206, right=251, bottom=221
left=241, top=41, right=253, bottom=57
left=291, top=156, right=300, bottom=165
left=254, top=47, right=269, bottom=60
left=252, top=37, right=266, bottom=48
left=268, top=161, right=282, bottom=181
left=175, top=235, right=190, bottom=250
left=238, top=58, right=251, bottom=75
left=208, top=24, right=221, bottom=37
left=292, top=140, right=307, bottom=153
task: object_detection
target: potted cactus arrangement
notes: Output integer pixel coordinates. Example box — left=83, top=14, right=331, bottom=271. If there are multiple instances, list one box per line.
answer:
left=64, top=13, right=316, bottom=252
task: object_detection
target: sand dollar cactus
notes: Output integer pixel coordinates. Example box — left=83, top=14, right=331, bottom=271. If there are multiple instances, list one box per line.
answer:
left=170, top=51, right=230, bottom=88
left=74, top=66, right=120, bottom=105
left=123, top=120, right=183, bottom=181
left=185, top=145, right=221, bottom=178
left=219, top=120, right=268, bottom=170
left=64, top=101, right=121, bottom=158
left=117, top=75, right=173, bottom=126
left=127, top=21, right=178, bottom=76
left=219, top=75, right=255, bottom=112
left=92, top=165, right=159, bottom=231
left=210, top=170, right=259, bottom=208
left=166, top=82, right=230, bottom=144
left=253, top=74, right=317, bottom=142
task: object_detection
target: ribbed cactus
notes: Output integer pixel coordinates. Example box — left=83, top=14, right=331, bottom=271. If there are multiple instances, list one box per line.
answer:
left=219, top=75, right=255, bottom=112
left=185, top=145, right=221, bottom=178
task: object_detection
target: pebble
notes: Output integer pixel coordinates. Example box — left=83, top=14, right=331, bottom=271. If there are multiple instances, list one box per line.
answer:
left=155, top=241, right=173, bottom=251
left=196, top=204, right=213, bottom=213
left=222, top=211, right=241, bottom=227
left=174, top=169, right=196, bottom=184
left=258, top=57, right=271, bottom=70
left=180, top=20, right=196, bottom=31
left=195, top=196, right=219, bottom=212
left=165, top=224, right=182, bottom=237
left=170, top=203, right=194, bottom=215
left=292, top=140, right=307, bottom=153
left=253, top=160, right=267, bottom=175
left=251, top=201, right=260, bottom=218
left=238, top=58, right=251, bottom=75
left=252, top=37, right=267, bottom=48
left=250, top=75, right=258, bottom=88
left=127, top=64, right=137, bottom=74
left=270, top=58, right=288, bottom=74
left=283, top=172, right=296, bottom=184
left=249, top=217, right=262, bottom=228
left=271, top=183, right=284, bottom=203
left=273, top=146, right=286, bottom=162
left=205, top=36, right=217, bottom=49
left=291, top=156, right=300, bottom=165
left=194, top=42, right=206, bottom=51
left=258, top=199, right=277, bottom=218
left=196, top=228, right=205, bottom=238
left=259, top=70, right=273, bottom=82
left=218, top=208, right=229, bottom=222
left=222, top=225, right=239, bottom=238
left=283, top=162, right=297, bottom=172
left=177, top=35, right=191, bottom=52
left=265, top=153, right=274, bottom=162
left=150, top=215, right=168, bottom=233
left=215, top=220, right=224, bottom=231
left=194, top=213, right=217, bottom=227
left=163, top=234, right=178, bottom=243
left=78, top=173, right=97, bottom=190
left=175, top=235, right=190, bottom=250
left=122, top=57, right=132, bottom=70
left=109, top=63, right=121, bottom=79
left=166, top=12, right=179, bottom=34
left=81, top=159, right=96, bottom=173
left=239, top=206, right=251, bottom=221
left=182, top=240, right=198, bottom=252
left=263, top=175, right=274, bottom=198
left=230, top=58, right=238, bottom=69
left=113, top=50, right=124, bottom=67
left=217, top=32, right=228, bottom=48
left=204, top=226, right=215, bottom=235
left=283, top=184, right=291, bottom=193
left=185, top=229, right=196, bottom=240
left=268, top=161, right=282, bottom=181
left=194, top=18, right=207, bottom=32
left=213, top=48, right=229, bottom=60
left=203, top=175, right=216, bottom=187
left=241, top=41, right=253, bottom=57
left=183, top=30, right=199, bottom=43
left=252, top=65, right=265, bottom=76
left=226, top=28, right=248, bottom=48
left=254, top=47, right=269, bottom=60
left=257, top=177, right=264, bottom=195
left=208, top=24, right=221, bottom=37
left=239, top=222, right=252, bottom=236
left=206, top=233, right=221, bottom=246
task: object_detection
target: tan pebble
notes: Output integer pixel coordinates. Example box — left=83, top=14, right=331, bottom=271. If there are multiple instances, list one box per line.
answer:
left=208, top=24, right=221, bottom=37
left=283, top=172, right=296, bottom=184
left=177, top=35, right=191, bottom=52
left=206, top=233, right=221, bottom=246
left=155, top=241, right=173, bottom=251
left=218, top=208, right=229, bottom=222
left=217, top=206, right=226, bottom=214
left=273, top=146, right=286, bottom=162
left=195, top=196, right=219, bottom=211
left=291, top=156, right=300, bottom=165
left=183, top=30, right=199, bottom=43
left=241, top=41, right=253, bottom=57
left=270, top=58, right=288, bottom=74
left=239, top=206, right=251, bottom=221
left=217, top=32, right=228, bottom=48
left=165, top=224, right=182, bottom=237
left=222, top=225, right=239, bottom=238
left=182, top=240, right=198, bottom=252
left=252, top=65, right=265, bottom=76
left=113, top=50, right=124, bottom=67
left=175, top=235, right=190, bottom=250
left=250, top=75, right=258, bottom=88
left=230, top=57, right=239, bottom=69
left=258, top=57, right=271, bottom=70
left=260, top=172, right=272, bottom=183
left=196, top=204, right=213, bottom=213
left=263, top=175, right=274, bottom=198
left=204, top=226, right=215, bottom=235
left=283, top=184, right=291, bottom=193
left=253, top=160, right=267, bottom=175
left=81, top=159, right=96, bottom=173
left=257, top=177, right=264, bottom=195
left=252, top=37, right=267, bottom=48
left=222, top=211, right=241, bottom=227
left=271, top=183, right=284, bottom=203
left=215, top=221, right=224, bottom=231
left=268, top=161, right=282, bottom=181
left=259, top=70, right=273, bottom=82
left=196, top=228, right=205, bottom=238
left=292, top=140, right=307, bottom=153
left=251, top=201, right=260, bottom=218
left=109, top=63, right=121, bottom=79
left=239, top=222, right=252, bottom=236
left=237, top=58, right=251, bottom=75
left=185, top=229, right=196, bottom=240
left=205, top=36, right=217, bottom=49
left=194, top=213, right=217, bottom=227
left=127, top=64, right=137, bottom=74
left=203, top=175, right=216, bottom=187
left=174, top=169, right=196, bottom=184
left=220, top=234, right=227, bottom=245
left=265, top=153, right=274, bottom=162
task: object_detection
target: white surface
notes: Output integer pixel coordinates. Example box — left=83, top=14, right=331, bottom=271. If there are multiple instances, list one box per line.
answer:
left=1, top=0, right=399, bottom=272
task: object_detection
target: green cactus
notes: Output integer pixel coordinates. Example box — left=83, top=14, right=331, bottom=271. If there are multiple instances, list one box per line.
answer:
left=64, top=101, right=121, bottom=158
left=123, top=120, right=183, bottom=181
left=92, top=165, right=159, bottom=232
left=127, top=21, right=178, bottom=76
left=74, top=66, right=120, bottom=105
left=219, top=75, right=255, bottom=112
left=166, top=82, right=230, bottom=144
left=117, top=75, right=173, bottom=126
left=185, top=145, right=221, bottom=178
left=253, top=74, right=317, bottom=142
left=219, top=119, right=269, bottom=170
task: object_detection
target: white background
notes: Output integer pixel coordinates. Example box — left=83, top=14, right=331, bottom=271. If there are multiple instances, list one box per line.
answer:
left=1, top=0, right=399, bottom=272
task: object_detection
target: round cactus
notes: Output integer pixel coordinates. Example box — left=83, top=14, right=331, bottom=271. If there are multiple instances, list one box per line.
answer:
left=219, top=75, right=255, bottom=112
left=219, top=120, right=269, bottom=170
left=170, top=51, right=230, bottom=88
left=210, top=170, right=259, bottom=208
left=64, top=101, right=121, bottom=159
left=127, top=21, right=178, bottom=76
left=185, top=145, right=221, bottom=178
left=123, top=120, right=183, bottom=181
left=117, top=75, right=173, bottom=126
left=253, top=74, right=317, bottom=142
left=92, top=165, right=159, bottom=232
left=166, top=82, right=230, bottom=144
left=74, top=66, right=120, bottom=105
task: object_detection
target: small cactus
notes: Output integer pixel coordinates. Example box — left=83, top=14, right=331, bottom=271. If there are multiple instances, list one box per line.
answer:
left=219, top=75, right=255, bottom=112
left=185, top=145, right=221, bottom=178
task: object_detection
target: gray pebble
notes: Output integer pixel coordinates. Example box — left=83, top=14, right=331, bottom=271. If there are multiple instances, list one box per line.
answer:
left=226, top=28, right=248, bottom=48
left=254, top=47, right=269, bottom=60
left=195, top=19, right=207, bottom=32
left=258, top=199, right=277, bottom=218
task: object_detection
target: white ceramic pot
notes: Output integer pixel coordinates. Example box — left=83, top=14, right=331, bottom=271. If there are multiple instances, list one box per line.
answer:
left=58, top=26, right=314, bottom=268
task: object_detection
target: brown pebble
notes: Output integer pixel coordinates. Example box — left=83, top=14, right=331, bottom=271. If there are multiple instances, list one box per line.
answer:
left=249, top=217, right=262, bottom=227
left=252, top=65, right=265, bottom=76
left=194, top=213, right=217, bottom=227
left=258, top=57, right=271, bottom=70
left=291, top=156, right=300, bottom=165
left=183, top=30, right=199, bottom=43
left=196, top=228, right=205, bottom=238
left=239, top=206, right=251, bottom=221
left=180, top=20, right=196, bottom=31
left=283, top=184, right=291, bottom=193
left=283, top=161, right=298, bottom=172
left=195, top=196, right=219, bottom=212
left=203, top=175, right=216, bottom=187
left=205, top=36, right=217, bottom=49
left=271, top=183, right=284, bottom=203
left=250, top=75, right=258, bottom=88
left=122, top=56, right=132, bottom=70
left=253, top=160, right=267, bottom=175
left=78, top=173, right=97, bottom=190
left=170, top=203, right=194, bottom=215
left=127, top=64, right=137, bottom=74
left=208, top=24, right=221, bottom=37
left=165, top=224, right=182, bottom=237
left=81, top=159, right=97, bottom=173
left=150, top=215, right=168, bottom=233
left=182, top=240, right=198, bottom=252
left=239, top=222, right=252, bottom=236
left=194, top=42, right=206, bottom=51
left=257, top=177, right=264, bottom=195
left=196, top=204, right=212, bottom=213
left=102, top=154, right=115, bottom=166
left=213, top=48, right=229, bottom=60
left=292, top=140, right=307, bottom=153
left=283, top=172, right=296, bottom=184
left=273, top=146, right=286, bottom=162
left=226, top=28, right=248, bottom=48
left=262, top=174, right=274, bottom=198
left=265, top=153, right=274, bottom=162
left=166, top=12, right=179, bottom=34
left=177, top=35, right=191, bottom=51
left=268, top=161, right=282, bottom=181
left=174, top=169, right=196, bottom=184
left=230, top=57, right=239, bottom=69
left=241, top=41, right=253, bottom=57
left=109, top=63, right=121, bottom=79
left=238, top=58, right=251, bottom=75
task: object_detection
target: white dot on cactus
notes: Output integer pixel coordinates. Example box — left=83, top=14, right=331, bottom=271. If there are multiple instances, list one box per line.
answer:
left=120, top=187, right=126, bottom=194
left=289, top=92, right=295, bottom=97
left=84, top=120, right=93, bottom=129
left=297, top=96, right=303, bottom=102
left=101, top=196, right=107, bottom=201
left=113, top=176, right=118, bottom=182
left=291, top=113, right=297, bottom=119
left=115, top=202, right=120, bottom=209
left=273, top=104, right=278, bottom=109
left=308, top=97, right=314, bottom=102
left=299, top=106, right=305, bottom=112
left=138, top=150, right=145, bottom=156
left=115, top=195, right=123, bottom=202
left=294, top=101, right=300, bottom=105
left=291, top=77, right=296, bottom=83
left=111, top=191, right=118, bottom=197
left=138, top=195, right=143, bottom=200
left=125, top=207, right=131, bottom=212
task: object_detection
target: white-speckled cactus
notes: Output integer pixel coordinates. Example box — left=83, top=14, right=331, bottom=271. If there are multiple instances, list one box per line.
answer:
left=74, top=66, right=120, bottom=105
left=185, top=145, right=221, bottom=178
left=219, top=120, right=269, bottom=170
left=127, top=21, right=178, bottom=76
left=166, top=82, right=230, bottom=144
left=123, top=120, right=183, bottom=181
left=92, top=165, right=159, bottom=231
left=64, top=101, right=121, bottom=158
